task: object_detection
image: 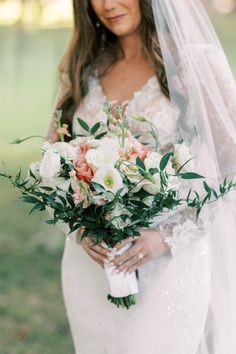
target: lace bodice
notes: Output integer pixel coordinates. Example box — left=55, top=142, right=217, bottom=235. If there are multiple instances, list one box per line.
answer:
left=72, top=72, right=182, bottom=149
left=71, top=72, right=204, bottom=258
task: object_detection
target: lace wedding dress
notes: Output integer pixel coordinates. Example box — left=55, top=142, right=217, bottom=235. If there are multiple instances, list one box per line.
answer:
left=60, top=71, right=213, bottom=354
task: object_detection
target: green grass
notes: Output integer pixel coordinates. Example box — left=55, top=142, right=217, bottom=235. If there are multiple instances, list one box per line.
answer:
left=0, top=27, right=74, bottom=354
left=0, top=13, right=235, bottom=353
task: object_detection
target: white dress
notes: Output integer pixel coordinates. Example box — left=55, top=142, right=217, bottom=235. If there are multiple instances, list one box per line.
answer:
left=61, top=72, right=212, bottom=354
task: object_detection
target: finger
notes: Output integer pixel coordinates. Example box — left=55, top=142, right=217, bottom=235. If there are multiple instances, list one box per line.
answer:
left=125, top=255, right=149, bottom=274
left=84, top=238, right=111, bottom=257
left=90, top=242, right=111, bottom=257
left=115, top=251, right=148, bottom=273
left=84, top=243, right=109, bottom=265
left=112, top=242, right=143, bottom=266
left=113, top=236, right=139, bottom=251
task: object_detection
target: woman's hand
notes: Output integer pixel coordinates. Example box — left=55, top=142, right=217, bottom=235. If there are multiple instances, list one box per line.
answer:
left=80, top=232, right=111, bottom=269
left=111, top=229, right=170, bottom=274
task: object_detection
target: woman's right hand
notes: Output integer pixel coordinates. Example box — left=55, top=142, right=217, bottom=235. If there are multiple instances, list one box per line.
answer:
left=80, top=233, right=112, bottom=269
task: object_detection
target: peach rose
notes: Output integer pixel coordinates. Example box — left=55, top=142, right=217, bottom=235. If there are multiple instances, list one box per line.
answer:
left=73, top=144, right=94, bottom=183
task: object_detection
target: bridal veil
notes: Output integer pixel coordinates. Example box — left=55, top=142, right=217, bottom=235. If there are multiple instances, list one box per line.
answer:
left=151, top=0, right=236, bottom=353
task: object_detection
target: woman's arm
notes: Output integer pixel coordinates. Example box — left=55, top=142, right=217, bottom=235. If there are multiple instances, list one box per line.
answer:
left=45, top=72, right=71, bottom=143
left=153, top=44, right=236, bottom=257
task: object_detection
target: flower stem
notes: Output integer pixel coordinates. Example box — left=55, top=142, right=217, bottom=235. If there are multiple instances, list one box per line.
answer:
left=107, top=294, right=137, bottom=309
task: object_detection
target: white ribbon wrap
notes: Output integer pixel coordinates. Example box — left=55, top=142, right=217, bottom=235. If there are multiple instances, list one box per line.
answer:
left=104, top=241, right=139, bottom=298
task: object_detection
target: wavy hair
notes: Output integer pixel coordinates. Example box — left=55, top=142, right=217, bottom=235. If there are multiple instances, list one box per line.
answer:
left=57, top=0, right=170, bottom=140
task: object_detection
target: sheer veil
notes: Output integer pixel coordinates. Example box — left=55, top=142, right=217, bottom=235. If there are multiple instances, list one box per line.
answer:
left=151, top=0, right=236, bottom=353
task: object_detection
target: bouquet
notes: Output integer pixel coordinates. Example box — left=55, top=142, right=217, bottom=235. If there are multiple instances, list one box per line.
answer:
left=1, top=103, right=236, bottom=309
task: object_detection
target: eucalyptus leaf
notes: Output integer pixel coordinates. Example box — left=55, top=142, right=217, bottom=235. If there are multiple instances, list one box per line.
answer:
left=159, top=152, right=173, bottom=171
left=91, top=122, right=101, bottom=135
left=136, top=157, right=146, bottom=171
left=77, top=118, right=90, bottom=132
left=180, top=172, right=204, bottom=180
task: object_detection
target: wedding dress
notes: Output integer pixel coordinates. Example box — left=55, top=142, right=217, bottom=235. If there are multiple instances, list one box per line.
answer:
left=60, top=71, right=213, bottom=354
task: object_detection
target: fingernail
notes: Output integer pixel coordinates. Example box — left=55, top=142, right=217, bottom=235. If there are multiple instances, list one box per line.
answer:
left=104, top=259, right=110, bottom=264
left=112, top=247, right=118, bottom=253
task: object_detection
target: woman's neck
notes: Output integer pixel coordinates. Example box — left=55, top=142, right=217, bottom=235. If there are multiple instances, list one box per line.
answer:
left=118, top=31, right=145, bottom=61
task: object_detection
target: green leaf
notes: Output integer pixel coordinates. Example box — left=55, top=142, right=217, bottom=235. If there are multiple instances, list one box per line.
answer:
left=136, top=157, right=146, bottom=171
left=176, top=157, right=195, bottom=174
left=212, top=188, right=219, bottom=199
left=95, top=132, right=107, bottom=140
left=77, top=118, right=90, bottom=132
left=29, top=203, right=45, bottom=214
left=39, top=186, right=54, bottom=191
left=180, top=172, right=204, bottom=180
left=159, top=152, right=173, bottom=171
left=186, top=188, right=192, bottom=202
left=203, top=181, right=211, bottom=193
left=46, top=219, right=57, bottom=225
left=91, top=181, right=107, bottom=193
left=91, top=122, right=101, bottom=135
left=19, top=195, right=41, bottom=204
left=196, top=207, right=201, bottom=220
left=148, top=168, right=159, bottom=175
left=15, top=168, right=22, bottom=182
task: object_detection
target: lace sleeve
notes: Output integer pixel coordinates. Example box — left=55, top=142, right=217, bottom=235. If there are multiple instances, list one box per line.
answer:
left=152, top=45, right=236, bottom=257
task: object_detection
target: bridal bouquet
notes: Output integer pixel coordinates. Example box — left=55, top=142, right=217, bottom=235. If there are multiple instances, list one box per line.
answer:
left=1, top=103, right=235, bottom=309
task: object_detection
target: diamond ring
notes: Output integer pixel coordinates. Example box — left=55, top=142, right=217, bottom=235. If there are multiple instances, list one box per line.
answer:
left=138, top=252, right=144, bottom=260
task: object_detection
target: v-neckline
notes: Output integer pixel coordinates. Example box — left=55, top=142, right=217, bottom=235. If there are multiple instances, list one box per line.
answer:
left=94, top=70, right=157, bottom=106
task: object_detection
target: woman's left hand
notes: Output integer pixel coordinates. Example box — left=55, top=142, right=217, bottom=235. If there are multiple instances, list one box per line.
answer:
left=111, top=228, right=170, bottom=274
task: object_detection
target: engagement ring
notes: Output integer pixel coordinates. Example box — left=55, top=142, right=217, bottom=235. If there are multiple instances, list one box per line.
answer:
left=138, top=252, right=144, bottom=260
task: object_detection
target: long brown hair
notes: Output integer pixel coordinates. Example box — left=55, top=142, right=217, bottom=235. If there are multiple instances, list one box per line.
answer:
left=57, top=0, right=170, bottom=140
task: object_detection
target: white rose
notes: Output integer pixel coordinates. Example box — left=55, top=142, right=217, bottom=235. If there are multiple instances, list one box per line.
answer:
left=52, top=142, right=77, bottom=161
left=173, top=143, right=194, bottom=172
left=86, top=145, right=120, bottom=169
left=92, top=166, right=124, bottom=193
left=39, top=149, right=61, bottom=182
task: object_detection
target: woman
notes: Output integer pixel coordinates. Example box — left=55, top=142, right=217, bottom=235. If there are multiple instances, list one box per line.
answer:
left=46, top=1, right=236, bottom=353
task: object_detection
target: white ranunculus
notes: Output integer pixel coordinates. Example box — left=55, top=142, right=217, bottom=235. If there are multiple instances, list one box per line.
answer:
left=92, top=166, right=124, bottom=193
left=86, top=145, right=120, bottom=169
left=52, top=142, right=77, bottom=161
left=39, top=149, right=61, bottom=182
left=173, top=143, right=194, bottom=172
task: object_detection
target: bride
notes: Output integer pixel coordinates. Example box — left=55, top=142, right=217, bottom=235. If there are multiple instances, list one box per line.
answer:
left=46, top=1, right=236, bottom=353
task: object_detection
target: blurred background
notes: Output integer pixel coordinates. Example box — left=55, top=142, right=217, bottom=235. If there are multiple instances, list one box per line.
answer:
left=0, top=1, right=235, bottom=353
